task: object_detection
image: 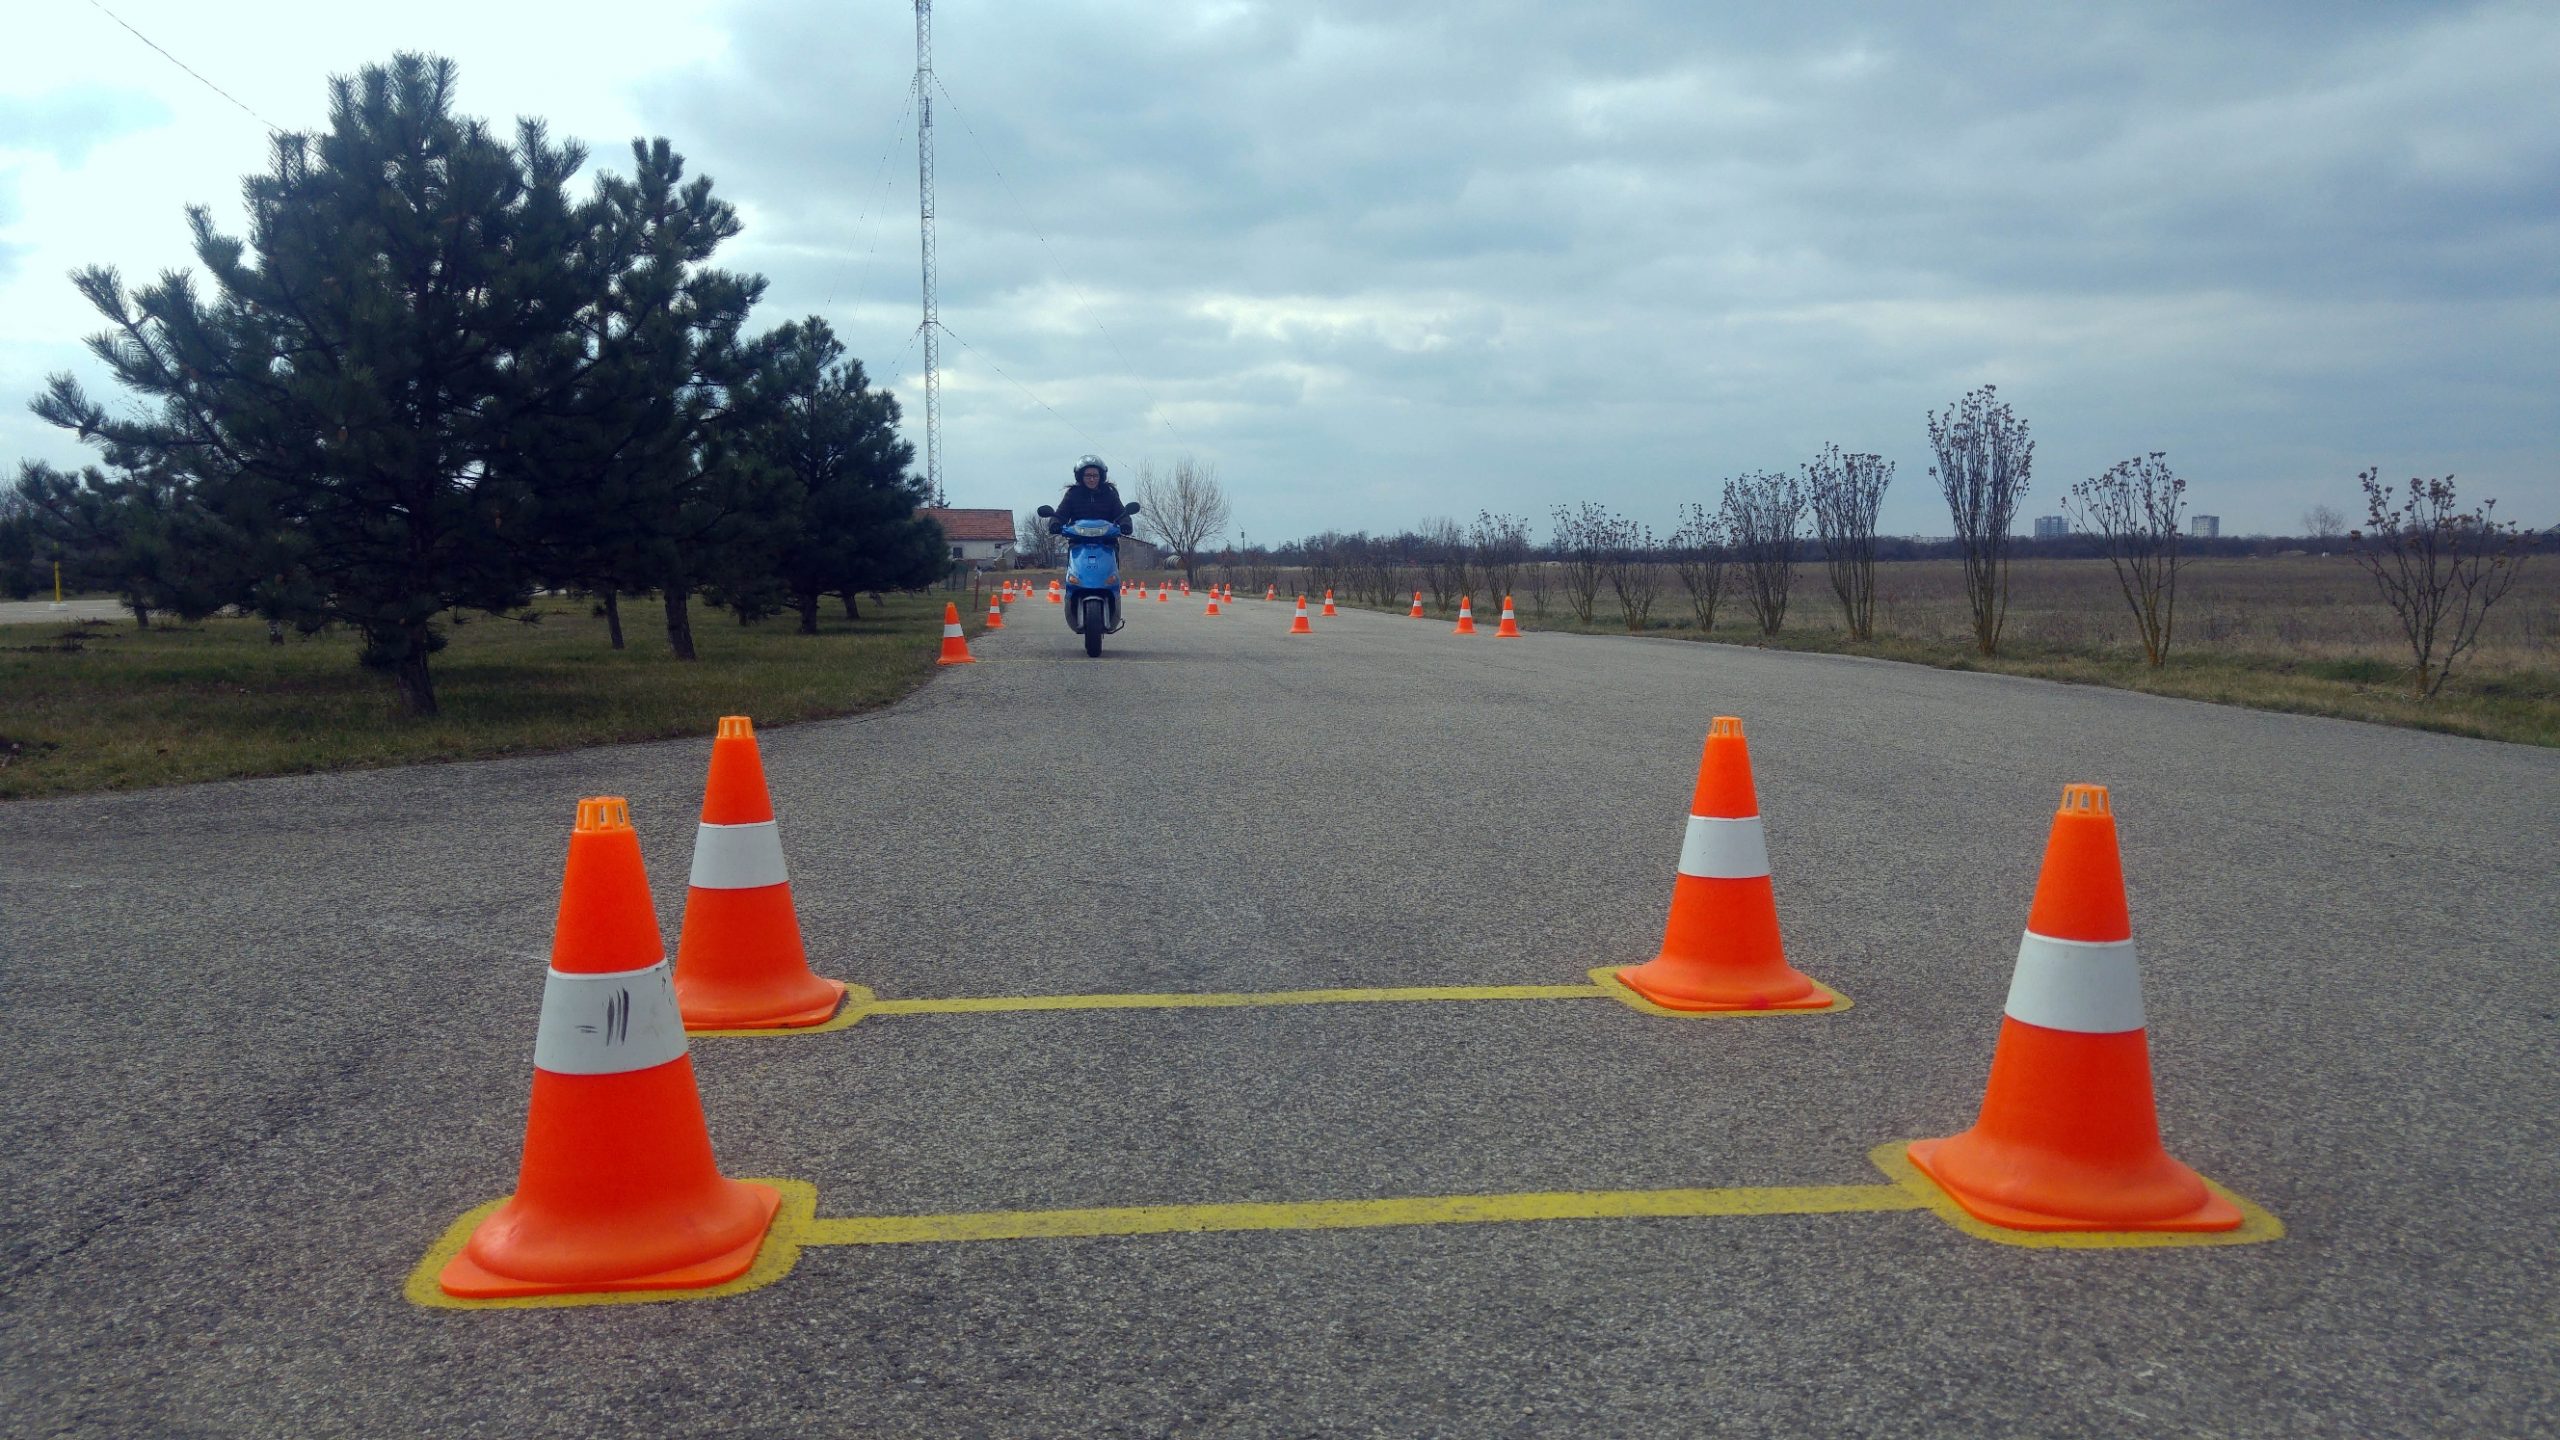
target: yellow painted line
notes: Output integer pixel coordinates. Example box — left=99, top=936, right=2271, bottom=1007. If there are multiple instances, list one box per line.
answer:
left=801, top=1182, right=1927, bottom=1246
left=1587, top=967, right=1853, bottom=1018
left=861, top=983, right=1609, bottom=1016
left=1868, top=1142, right=2285, bottom=1249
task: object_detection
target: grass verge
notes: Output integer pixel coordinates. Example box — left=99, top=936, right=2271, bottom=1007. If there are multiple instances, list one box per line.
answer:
left=0, top=593, right=978, bottom=800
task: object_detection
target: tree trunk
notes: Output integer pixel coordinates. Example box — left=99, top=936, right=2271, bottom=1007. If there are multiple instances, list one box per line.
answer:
left=664, top=587, right=697, bottom=660
left=797, top=592, right=821, bottom=635
left=602, top=591, right=625, bottom=650
left=128, top=598, right=151, bottom=629
left=393, top=641, right=438, bottom=717
left=841, top=591, right=861, bottom=620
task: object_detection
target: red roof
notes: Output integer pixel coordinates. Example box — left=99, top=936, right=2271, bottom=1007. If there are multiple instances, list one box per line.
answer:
left=921, top=508, right=1017, bottom=543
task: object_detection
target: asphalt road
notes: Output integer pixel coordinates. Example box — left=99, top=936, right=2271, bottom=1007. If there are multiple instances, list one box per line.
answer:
left=3, top=593, right=2554, bottom=1439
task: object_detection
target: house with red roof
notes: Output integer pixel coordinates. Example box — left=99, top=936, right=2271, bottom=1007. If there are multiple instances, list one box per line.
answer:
left=920, top=507, right=1018, bottom=569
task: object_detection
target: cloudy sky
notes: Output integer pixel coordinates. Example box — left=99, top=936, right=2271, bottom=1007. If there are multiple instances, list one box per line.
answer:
left=5, top=1, right=2554, bottom=541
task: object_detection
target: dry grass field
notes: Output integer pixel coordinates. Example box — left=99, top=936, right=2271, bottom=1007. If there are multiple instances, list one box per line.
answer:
left=1220, top=554, right=2560, bottom=747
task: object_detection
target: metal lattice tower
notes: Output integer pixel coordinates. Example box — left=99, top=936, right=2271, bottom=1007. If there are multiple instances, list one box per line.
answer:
left=912, top=0, right=944, bottom=507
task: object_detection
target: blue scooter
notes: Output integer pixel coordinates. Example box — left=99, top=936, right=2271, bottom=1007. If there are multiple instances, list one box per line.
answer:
left=1037, top=502, right=1141, bottom=658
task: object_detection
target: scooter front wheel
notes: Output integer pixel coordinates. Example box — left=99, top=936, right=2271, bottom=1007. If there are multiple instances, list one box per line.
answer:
left=1083, top=598, right=1105, bottom=657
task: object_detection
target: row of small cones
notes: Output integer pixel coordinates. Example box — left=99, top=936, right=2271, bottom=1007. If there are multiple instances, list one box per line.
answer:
left=439, top=710, right=2240, bottom=1301
left=982, top=579, right=1531, bottom=637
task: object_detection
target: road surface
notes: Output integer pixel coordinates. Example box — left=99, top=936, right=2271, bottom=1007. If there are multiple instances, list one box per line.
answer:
left=3, top=593, right=2553, bottom=1437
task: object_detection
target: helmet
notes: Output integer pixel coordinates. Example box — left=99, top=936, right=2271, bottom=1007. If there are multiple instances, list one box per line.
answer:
left=1073, top=454, right=1108, bottom=482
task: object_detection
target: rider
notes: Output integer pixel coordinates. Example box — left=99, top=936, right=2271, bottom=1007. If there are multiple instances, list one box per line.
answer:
left=1050, top=455, right=1133, bottom=538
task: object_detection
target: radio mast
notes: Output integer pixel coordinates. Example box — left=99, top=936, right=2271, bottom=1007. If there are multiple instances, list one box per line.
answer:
left=913, top=0, right=944, bottom=506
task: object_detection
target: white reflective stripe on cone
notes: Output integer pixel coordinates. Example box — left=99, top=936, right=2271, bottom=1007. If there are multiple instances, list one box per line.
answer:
left=943, top=623, right=964, bottom=637
left=689, top=819, right=790, bottom=889
left=532, top=962, right=689, bottom=1075
left=2002, top=931, right=2146, bottom=1034
left=1675, top=814, right=1771, bottom=879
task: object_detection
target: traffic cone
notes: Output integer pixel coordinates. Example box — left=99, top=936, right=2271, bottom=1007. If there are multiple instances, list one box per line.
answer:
left=1265, top=584, right=1277, bottom=602
left=437, top=798, right=781, bottom=1299
left=1452, top=596, right=1478, bottom=635
left=1409, top=591, right=1424, bottom=618
left=1156, top=584, right=1169, bottom=603
left=1905, top=785, right=2243, bottom=1232
left=1205, top=593, right=1221, bottom=616
left=1288, top=595, right=1313, bottom=634
left=1495, top=596, right=1522, bottom=637
left=673, top=717, right=847, bottom=1030
left=1615, top=718, right=1836, bottom=1011
left=1181, top=580, right=1191, bottom=596
left=985, top=594, right=1005, bottom=630
left=1048, top=580, right=1062, bottom=604
left=936, top=602, right=975, bottom=664
left=1321, top=589, right=1338, bottom=617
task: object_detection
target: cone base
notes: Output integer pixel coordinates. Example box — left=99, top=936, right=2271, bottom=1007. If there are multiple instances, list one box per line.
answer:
left=1615, top=957, right=1833, bottom=1012
left=436, top=1181, right=782, bottom=1298
left=937, top=652, right=977, bottom=665
left=1904, top=1138, right=2243, bottom=1233
left=679, top=975, right=848, bottom=1031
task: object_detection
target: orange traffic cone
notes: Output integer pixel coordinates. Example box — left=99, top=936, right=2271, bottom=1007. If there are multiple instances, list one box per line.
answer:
left=673, top=717, right=847, bottom=1030
left=1205, top=592, right=1221, bottom=616
left=1288, top=595, right=1313, bottom=634
left=1156, top=584, right=1169, bottom=603
left=1181, top=580, right=1191, bottom=596
left=1265, top=584, right=1277, bottom=602
left=1616, top=718, right=1837, bottom=1011
left=1495, top=595, right=1521, bottom=637
left=1905, top=786, right=2242, bottom=1232
left=1452, top=596, right=1478, bottom=634
left=985, top=595, right=1004, bottom=630
left=438, top=798, right=781, bottom=1299
left=1048, top=580, right=1062, bottom=605
left=1320, top=589, right=1338, bottom=617
left=1409, top=591, right=1424, bottom=618
left=936, top=602, right=975, bottom=664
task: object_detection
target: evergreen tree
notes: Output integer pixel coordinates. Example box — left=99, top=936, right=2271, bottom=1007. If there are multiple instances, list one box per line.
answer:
left=6, top=460, right=240, bottom=625
left=745, top=318, right=925, bottom=632
left=543, top=139, right=769, bottom=661
left=34, top=54, right=597, bottom=714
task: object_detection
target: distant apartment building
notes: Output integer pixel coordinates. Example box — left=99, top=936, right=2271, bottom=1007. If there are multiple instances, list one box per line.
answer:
left=2191, top=515, right=2222, bottom=538
left=2033, top=515, right=2070, bottom=539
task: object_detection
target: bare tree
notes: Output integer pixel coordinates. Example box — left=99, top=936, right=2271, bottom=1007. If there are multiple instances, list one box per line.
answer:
left=1551, top=503, right=1612, bottom=624
left=1014, top=511, right=1062, bottom=568
left=1670, top=502, right=1730, bottom=631
left=2301, top=503, right=2347, bottom=541
left=1927, top=385, right=2034, bottom=655
left=1470, top=511, right=1531, bottom=611
left=1131, top=455, right=1232, bottom=581
left=2065, top=452, right=2188, bottom=666
left=1416, top=516, right=1468, bottom=613
left=1805, top=444, right=1892, bottom=640
left=1723, top=471, right=1806, bottom=635
left=2349, top=469, right=2536, bottom=697
left=1603, top=517, right=1661, bottom=630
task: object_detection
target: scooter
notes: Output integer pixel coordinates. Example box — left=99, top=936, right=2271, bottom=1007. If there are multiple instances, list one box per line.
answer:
left=1037, top=502, right=1141, bottom=658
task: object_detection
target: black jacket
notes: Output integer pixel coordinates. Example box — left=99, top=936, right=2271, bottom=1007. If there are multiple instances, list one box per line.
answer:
left=1051, top=479, right=1131, bottom=533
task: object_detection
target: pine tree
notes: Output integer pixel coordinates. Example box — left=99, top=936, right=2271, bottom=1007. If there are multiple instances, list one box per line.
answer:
left=35, top=55, right=597, bottom=714
left=544, top=139, right=768, bottom=661
left=745, top=318, right=926, bottom=632
left=6, top=460, right=240, bottom=626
